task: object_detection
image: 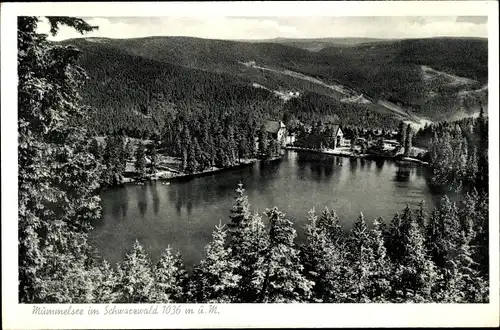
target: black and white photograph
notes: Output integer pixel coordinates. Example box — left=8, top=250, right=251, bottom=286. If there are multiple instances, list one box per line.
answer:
left=2, top=1, right=499, bottom=329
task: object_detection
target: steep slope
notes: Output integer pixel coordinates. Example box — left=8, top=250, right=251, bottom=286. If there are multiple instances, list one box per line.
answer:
left=313, top=37, right=488, bottom=120
left=68, top=40, right=285, bottom=138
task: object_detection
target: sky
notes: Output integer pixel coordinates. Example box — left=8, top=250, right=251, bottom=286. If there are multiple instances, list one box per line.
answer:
left=38, top=16, right=488, bottom=41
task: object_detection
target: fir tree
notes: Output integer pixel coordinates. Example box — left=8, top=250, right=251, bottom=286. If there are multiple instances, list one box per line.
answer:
left=301, top=208, right=345, bottom=302
left=476, top=107, right=488, bottom=192
left=225, top=185, right=269, bottom=302
left=317, top=207, right=343, bottom=245
left=398, top=121, right=407, bottom=150
left=191, top=223, right=241, bottom=303
left=18, top=16, right=100, bottom=303
left=415, top=201, right=427, bottom=231
left=116, top=240, right=155, bottom=303
left=124, top=138, right=134, bottom=161
left=404, top=124, right=412, bottom=156
left=346, top=213, right=374, bottom=302
left=134, top=142, right=147, bottom=179
left=149, top=143, right=158, bottom=175
left=180, top=125, right=191, bottom=171
left=227, top=183, right=252, bottom=249
left=92, top=260, right=119, bottom=303
left=386, top=212, right=405, bottom=264
left=89, top=138, right=102, bottom=161
left=259, top=207, right=313, bottom=303
left=368, top=217, right=392, bottom=302
left=473, top=193, right=489, bottom=276
left=153, top=247, right=187, bottom=303
left=185, top=140, right=197, bottom=173
left=237, top=213, right=270, bottom=303
left=258, top=126, right=269, bottom=158
left=441, top=231, right=488, bottom=303
left=395, top=217, right=437, bottom=302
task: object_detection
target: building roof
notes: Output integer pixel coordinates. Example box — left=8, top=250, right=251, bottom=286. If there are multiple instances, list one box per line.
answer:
left=324, top=124, right=342, bottom=136
left=264, top=120, right=286, bottom=134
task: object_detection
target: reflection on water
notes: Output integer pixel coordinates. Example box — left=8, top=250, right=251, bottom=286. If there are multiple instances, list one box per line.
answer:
left=151, top=183, right=159, bottom=216
left=375, top=159, right=385, bottom=174
left=91, top=150, right=442, bottom=269
left=395, top=166, right=411, bottom=183
left=137, top=185, right=148, bottom=218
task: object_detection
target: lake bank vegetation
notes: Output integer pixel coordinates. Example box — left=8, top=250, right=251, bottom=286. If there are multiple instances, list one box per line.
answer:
left=18, top=17, right=490, bottom=304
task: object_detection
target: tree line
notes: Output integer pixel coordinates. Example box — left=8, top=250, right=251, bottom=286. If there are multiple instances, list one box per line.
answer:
left=414, top=112, right=488, bottom=193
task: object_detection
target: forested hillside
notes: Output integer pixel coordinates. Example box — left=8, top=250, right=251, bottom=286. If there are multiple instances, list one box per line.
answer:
left=70, top=40, right=284, bottom=139
left=64, top=36, right=488, bottom=130
left=66, top=38, right=404, bottom=140
left=313, top=38, right=488, bottom=119
left=234, top=37, right=389, bottom=51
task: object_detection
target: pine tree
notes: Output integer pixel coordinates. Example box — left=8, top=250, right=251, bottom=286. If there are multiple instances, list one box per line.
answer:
left=89, top=138, right=102, bottom=161
left=473, top=193, right=489, bottom=276
left=18, top=16, right=101, bottom=303
left=259, top=207, right=313, bottom=303
left=227, top=183, right=252, bottom=248
left=317, top=207, right=343, bottom=245
left=442, top=231, right=488, bottom=303
left=226, top=184, right=269, bottom=302
left=301, top=208, right=346, bottom=302
left=404, top=124, right=412, bottom=156
left=180, top=125, right=191, bottom=171
left=398, top=121, right=407, bottom=150
left=116, top=240, right=155, bottom=303
left=368, top=217, right=392, bottom=302
left=395, top=217, right=437, bottom=302
left=415, top=201, right=427, bottom=231
left=149, top=143, right=158, bottom=175
left=92, top=260, right=119, bottom=303
left=476, top=107, right=488, bottom=192
left=135, top=142, right=147, bottom=179
left=258, top=126, right=269, bottom=158
left=153, top=247, right=187, bottom=303
left=185, top=138, right=199, bottom=174
left=190, top=223, right=241, bottom=303
left=346, top=213, right=374, bottom=302
left=386, top=212, right=405, bottom=264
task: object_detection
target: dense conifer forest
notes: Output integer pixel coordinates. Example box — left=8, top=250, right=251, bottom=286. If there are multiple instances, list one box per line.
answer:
left=18, top=17, right=490, bottom=304
left=63, top=34, right=487, bottom=139
left=414, top=113, right=489, bottom=193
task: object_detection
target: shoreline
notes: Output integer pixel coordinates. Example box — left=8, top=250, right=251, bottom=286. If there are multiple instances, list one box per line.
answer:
left=117, top=147, right=428, bottom=187
left=285, top=146, right=429, bottom=165
left=122, top=156, right=283, bottom=185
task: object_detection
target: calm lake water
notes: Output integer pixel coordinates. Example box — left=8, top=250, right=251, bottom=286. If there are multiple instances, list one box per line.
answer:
left=90, top=151, right=443, bottom=268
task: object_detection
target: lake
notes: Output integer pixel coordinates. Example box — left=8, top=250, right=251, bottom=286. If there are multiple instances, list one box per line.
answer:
left=90, top=150, right=443, bottom=268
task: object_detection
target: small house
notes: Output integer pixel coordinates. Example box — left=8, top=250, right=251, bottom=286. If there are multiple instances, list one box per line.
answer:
left=285, top=132, right=296, bottom=146
left=264, top=120, right=287, bottom=147
left=324, top=123, right=344, bottom=149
